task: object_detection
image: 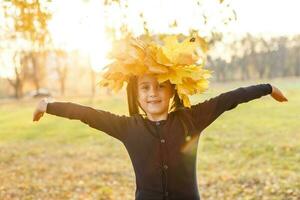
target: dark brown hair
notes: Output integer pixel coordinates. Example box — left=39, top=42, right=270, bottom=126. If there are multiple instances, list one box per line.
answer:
left=126, top=76, right=185, bottom=116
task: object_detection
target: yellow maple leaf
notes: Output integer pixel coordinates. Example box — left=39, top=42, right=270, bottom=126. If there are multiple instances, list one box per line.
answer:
left=160, top=35, right=207, bottom=65
left=144, top=56, right=169, bottom=74
left=108, top=37, right=145, bottom=65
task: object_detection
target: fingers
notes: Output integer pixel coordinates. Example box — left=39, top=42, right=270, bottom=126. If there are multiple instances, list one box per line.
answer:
left=282, top=98, right=288, bottom=102
left=281, top=96, right=288, bottom=102
left=33, top=112, right=38, bottom=122
left=270, top=86, right=288, bottom=102
left=35, top=112, right=43, bottom=121
left=33, top=110, right=37, bottom=121
left=33, top=110, right=44, bottom=122
left=274, top=95, right=288, bottom=102
left=278, top=92, right=288, bottom=102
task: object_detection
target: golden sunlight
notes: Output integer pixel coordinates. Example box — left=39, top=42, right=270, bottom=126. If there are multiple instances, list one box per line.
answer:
left=48, top=0, right=111, bottom=72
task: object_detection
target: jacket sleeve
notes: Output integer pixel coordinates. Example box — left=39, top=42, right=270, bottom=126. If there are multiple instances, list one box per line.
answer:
left=46, top=102, right=130, bottom=142
left=190, top=83, right=272, bottom=132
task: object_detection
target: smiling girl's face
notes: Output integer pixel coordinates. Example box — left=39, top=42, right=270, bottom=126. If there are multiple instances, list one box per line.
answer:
left=137, top=74, right=174, bottom=121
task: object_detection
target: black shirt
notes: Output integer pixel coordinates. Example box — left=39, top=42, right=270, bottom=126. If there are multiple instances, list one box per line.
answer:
left=46, top=84, right=272, bottom=200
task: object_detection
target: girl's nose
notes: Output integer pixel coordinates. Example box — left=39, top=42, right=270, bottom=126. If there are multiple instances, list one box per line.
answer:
left=149, top=86, right=159, bottom=96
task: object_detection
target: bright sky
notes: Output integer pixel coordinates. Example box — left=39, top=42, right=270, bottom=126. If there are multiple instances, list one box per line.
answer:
left=1, top=0, right=300, bottom=78
left=228, top=0, right=300, bottom=36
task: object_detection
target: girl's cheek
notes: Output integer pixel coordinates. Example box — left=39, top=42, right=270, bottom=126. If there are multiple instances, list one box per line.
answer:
left=139, top=94, right=146, bottom=101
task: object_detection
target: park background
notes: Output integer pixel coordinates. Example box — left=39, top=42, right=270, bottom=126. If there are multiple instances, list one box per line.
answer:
left=0, top=0, right=299, bottom=199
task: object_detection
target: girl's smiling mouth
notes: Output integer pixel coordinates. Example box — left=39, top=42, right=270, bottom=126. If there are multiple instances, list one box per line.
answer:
left=148, top=100, right=161, bottom=104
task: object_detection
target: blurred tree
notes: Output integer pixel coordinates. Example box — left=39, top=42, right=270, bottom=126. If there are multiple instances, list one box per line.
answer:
left=2, top=0, right=52, bottom=98
left=214, top=34, right=300, bottom=81
left=54, top=50, right=69, bottom=96
left=277, top=37, right=288, bottom=77
left=255, top=38, right=269, bottom=79
left=292, top=35, right=300, bottom=76
left=6, top=52, right=27, bottom=98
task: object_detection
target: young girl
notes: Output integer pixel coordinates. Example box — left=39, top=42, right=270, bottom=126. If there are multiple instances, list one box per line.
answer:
left=33, top=36, right=288, bottom=200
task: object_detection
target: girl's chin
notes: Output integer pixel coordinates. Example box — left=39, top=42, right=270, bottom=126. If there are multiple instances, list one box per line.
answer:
left=146, top=107, right=167, bottom=114
left=143, top=102, right=168, bottom=113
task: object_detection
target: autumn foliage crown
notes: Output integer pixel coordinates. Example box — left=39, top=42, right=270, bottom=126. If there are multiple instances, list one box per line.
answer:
left=99, top=34, right=213, bottom=107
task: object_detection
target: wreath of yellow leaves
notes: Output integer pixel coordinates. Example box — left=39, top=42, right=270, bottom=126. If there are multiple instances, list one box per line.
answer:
left=99, top=34, right=213, bottom=108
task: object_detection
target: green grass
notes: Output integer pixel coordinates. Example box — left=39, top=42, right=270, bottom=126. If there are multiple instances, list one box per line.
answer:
left=0, top=77, right=299, bottom=200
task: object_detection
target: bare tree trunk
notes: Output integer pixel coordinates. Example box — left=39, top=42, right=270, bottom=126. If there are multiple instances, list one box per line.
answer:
left=55, top=50, right=69, bottom=96
left=31, top=52, right=40, bottom=92
left=7, top=66, right=23, bottom=99
left=294, top=47, right=300, bottom=76
left=58, top=66, right=67, bottom=96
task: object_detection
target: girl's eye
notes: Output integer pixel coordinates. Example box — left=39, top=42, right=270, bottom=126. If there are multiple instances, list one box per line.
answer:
left=140, top=84, right=166, bottom=90
left=141, top=86, right=149, bottom=90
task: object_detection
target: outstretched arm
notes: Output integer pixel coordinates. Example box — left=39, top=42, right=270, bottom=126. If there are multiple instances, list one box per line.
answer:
left=33, top=98, right=130, bottom=141
left=190, top=84, right=287, bottom=132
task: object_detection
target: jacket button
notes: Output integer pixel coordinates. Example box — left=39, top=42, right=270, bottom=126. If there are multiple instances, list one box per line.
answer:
left=163, top=164, right=168, bottom=170
left=156, top=122, right=160, bottom=126
left=160, top=139, right=165, bottom=143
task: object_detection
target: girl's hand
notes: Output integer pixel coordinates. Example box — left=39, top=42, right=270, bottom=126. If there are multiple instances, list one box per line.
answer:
left=33, top=98, right=49, bottom=122
left=270, top=85, right=288, bottom=102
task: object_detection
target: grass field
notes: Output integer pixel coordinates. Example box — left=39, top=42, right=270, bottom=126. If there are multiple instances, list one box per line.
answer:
left=0, top=77, right=299, bottom=200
